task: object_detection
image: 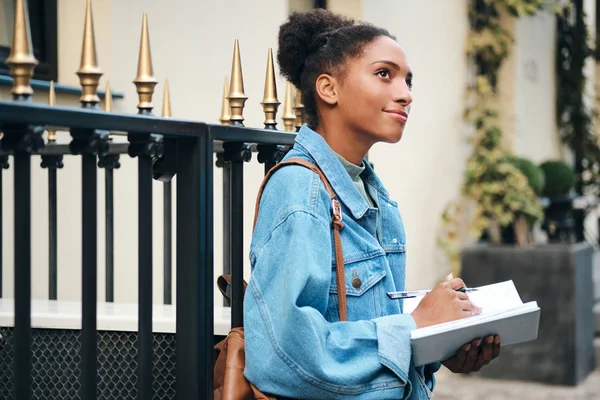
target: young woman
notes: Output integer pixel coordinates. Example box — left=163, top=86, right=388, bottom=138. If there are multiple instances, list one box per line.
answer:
left=244, top=9, right=500, bottom=399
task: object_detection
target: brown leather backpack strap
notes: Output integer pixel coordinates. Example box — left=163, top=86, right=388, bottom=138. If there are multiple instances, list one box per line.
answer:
left=251, top=157, right=348, bottom=321
left=217, top=274, right=248, bottom=304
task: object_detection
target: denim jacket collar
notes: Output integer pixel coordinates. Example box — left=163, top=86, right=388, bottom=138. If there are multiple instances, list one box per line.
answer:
left=294, top=125, right=390, bottom=219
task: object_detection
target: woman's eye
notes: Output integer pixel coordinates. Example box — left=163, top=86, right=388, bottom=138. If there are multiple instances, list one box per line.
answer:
left=376, top=69, right=390, bottom=79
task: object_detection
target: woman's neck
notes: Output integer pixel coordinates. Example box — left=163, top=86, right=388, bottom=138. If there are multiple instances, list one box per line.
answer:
left=313, top=121, right=371, bottom=165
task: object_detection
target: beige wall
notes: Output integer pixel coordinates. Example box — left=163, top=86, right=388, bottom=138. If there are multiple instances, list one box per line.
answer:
left=512, top=10, right=562, bottom=162
left=328, top=0, right=362, bottom=19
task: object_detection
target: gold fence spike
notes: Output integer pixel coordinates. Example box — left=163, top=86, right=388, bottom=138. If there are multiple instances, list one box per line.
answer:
left=282, top=82, right=295, bottom=132
left=133, top=13, right=158, bottom=114
left=261, top=48, right=280, bottom=129
left=49, top=80, right=56, bottom=106
left=294, top=88, right=305, bottom=131
left=104, top=81, right=113, bottom=112
left=227, top=39, right=247, bottom=126
left=104, top=81, right=114, bottom=140
left=219, top=76, right=231, bottom=125
left=7, top=0, right=38, bottom=99
left=77, top=0, right=103, bottom=106
left=162, top=78, right=172, bottom=118
left=47, top=81, right=56, bottom=142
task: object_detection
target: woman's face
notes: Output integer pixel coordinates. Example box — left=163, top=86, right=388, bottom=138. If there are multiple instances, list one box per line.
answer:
left=336, top=36, right=413, bottom=145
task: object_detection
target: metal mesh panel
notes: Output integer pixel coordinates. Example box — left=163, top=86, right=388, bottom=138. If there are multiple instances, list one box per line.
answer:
left=0, top=327, right=176, bottom=400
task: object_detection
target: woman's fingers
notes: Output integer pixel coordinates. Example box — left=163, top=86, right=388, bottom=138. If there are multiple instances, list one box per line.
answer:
left=493, top=335, right=501, bottom=358
left=448, top=278, right=467, bottom=290
left=461, top=338, right=481, bottom=373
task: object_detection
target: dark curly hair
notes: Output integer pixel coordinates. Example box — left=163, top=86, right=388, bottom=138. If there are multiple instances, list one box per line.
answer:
left=277, top=9, right=394, bottom=127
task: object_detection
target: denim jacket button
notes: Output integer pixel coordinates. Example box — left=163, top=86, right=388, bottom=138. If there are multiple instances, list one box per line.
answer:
left=352, top=270, right=362, bottom=289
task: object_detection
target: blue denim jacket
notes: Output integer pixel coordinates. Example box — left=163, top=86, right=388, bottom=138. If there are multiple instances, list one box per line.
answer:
left=244, top=125, right=441, bottom=399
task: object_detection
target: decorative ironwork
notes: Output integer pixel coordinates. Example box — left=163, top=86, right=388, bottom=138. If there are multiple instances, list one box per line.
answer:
left=227, top=40, right=247, bottom=126
left=134, top=13, right=158, bottom=114
left=76, top=0, right=103, bottom=107
left=6, top=0, right=38, bottom=99
left=261, top=48, right=280, bottom=130
left=282, top=82, right=296, bottom=132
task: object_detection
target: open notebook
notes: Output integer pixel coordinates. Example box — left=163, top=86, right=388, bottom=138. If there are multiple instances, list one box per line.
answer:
left=401, top=280, right=540, bottom=366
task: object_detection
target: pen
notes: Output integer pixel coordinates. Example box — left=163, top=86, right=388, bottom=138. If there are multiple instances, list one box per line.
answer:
left=386, top=287, right=479, bottom=300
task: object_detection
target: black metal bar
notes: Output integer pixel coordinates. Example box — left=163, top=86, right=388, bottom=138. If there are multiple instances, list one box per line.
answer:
left=0, top=101, right=297, bottom=144
left=257, top=145, right=288, bottom=175
left=176, top=131, right=214, bottom=399
left=41, top=153, right=63, bottom=301
left=48, top=167, right=57, bottom=300
left=98, top=153, right=120, bottom=303
left=223, top=142, right=251, bottom=329
left=14, top=151, right=32, bottom=400
left=0, top=142, right=128, bottom=157
left=138, top=155, right=154, bottom=400
left=230, top=159, right=244, bottom=328
left=105, top=167, right=114, bottom=302
left=164, top=181, right=172, bottom=305
left=0, top=155, right=5, bottom=299
left=222, top=161, right=231, bottom=306
left=81, top=152, right=98, bottom=400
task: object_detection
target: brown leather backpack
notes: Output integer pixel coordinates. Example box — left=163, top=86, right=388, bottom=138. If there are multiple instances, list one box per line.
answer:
left=213, top=158, right=349, bottom=400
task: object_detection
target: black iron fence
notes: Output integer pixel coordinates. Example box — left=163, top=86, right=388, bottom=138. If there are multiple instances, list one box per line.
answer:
left=0, top=100, right=297, bottom=399
left=0, top=1, right=299, bottom=399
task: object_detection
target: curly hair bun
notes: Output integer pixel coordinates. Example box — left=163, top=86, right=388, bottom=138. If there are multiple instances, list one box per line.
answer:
left=277, top=9, right=354, bottom=88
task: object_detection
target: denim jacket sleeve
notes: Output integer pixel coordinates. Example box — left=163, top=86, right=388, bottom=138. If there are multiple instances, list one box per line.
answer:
left=244, top=209, right=418, bottom=399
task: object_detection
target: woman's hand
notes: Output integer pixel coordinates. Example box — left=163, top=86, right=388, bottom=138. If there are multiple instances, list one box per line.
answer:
left=410, top=276, right=481, bottom=329
left=442, top=335, right=501, bottom=373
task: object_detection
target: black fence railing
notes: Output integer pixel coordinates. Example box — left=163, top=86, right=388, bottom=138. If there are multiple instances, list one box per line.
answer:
left=0, top=100, right=296, bottom=399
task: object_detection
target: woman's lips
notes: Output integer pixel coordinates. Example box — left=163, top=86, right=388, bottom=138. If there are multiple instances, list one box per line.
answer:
left=383, top=109, right=408, bottom=122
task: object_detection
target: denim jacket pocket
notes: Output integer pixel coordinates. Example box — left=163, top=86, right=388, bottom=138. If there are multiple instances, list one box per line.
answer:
left=327, top=254, right=387, bottom=321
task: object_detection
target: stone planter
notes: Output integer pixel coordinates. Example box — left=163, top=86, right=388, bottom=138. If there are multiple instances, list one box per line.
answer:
left=460, top=243, right=595, bottom=386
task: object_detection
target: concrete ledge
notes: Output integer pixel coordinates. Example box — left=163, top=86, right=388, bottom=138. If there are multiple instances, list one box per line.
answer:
left=0, top=298, right=231, bottom=335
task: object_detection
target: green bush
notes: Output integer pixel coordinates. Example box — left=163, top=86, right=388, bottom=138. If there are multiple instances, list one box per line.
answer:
left=539, top=160, right=575, bottom=197
left=505, top=156, right=546, bottom=196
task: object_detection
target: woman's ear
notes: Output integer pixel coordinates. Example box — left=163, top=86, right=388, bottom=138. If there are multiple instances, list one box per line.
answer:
left=315, top=74, right=338, bottom=106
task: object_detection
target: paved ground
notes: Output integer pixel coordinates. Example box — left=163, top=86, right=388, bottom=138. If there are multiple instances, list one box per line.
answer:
left=432, top=368, right=600, bottom=399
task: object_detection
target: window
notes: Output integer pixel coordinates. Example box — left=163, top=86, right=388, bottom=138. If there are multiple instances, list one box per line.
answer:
left=0, top=0, right=58, bottom=82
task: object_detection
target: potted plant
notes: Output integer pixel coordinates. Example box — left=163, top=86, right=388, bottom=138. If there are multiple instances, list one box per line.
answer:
left=442, top=1, right=596, bottom=386
left=499, top=156, right=546, bottom=244
left=538, top=160, right=577, bottom=243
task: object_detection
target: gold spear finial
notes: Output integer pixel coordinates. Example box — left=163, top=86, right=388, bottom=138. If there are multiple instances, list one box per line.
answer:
left=261, top=48, right=280, bottom=129
left=47, top=81, right=57, bottom=142
left=133, top=13, right=158, bottom=114
left=227, top=39, right=248, bottom=126
left=294, top=88, right=305, bottom=131
left=219, top=76, right=231, bottom=125
left=49, top=80, right=56, bottom=107
left=162, top=78, right=172, bottom=118
left=104, top=81, right=113, bottom=112
left=77, top=0, right=103, bottom=106
left=6, top=0, right=38, bottom=99
left=282, top=82, right=296, bottom=132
